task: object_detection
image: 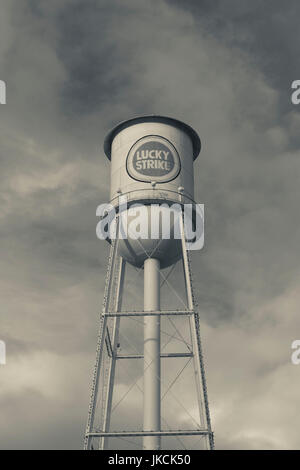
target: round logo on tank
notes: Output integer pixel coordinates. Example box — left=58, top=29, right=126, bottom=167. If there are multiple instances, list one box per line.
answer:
left=126, top=135, right=181, bottom=183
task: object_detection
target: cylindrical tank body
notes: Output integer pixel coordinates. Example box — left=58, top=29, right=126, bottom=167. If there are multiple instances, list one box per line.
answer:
left=104, top=115, right=200, bottom=268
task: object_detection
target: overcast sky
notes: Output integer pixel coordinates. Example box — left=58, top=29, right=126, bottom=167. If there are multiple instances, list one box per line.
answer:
left=1, top=0, right=300, bottom=450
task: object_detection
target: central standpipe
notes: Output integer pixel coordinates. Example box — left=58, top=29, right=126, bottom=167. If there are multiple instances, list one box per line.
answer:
left=143, top=258, right=161, bottom=450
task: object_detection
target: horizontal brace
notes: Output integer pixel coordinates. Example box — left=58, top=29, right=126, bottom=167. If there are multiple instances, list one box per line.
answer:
left=116, top=353, right=193, bottom=359
left=87, top=429, right=211, bottom=438
left=104, top=310, right=194, bottom=317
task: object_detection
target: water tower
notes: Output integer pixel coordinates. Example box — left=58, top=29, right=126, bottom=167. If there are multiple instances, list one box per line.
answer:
left=84, top=116, right=214, bottom=450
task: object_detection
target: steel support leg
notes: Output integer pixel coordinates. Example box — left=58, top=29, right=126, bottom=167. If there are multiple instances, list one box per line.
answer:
left=180, top=212, right=214, bottom=450
left=100, top=258, right=126, bottom=449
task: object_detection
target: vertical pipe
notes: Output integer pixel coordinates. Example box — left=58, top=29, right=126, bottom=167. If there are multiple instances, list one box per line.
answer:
left=143, top=258, right=161, bottom=450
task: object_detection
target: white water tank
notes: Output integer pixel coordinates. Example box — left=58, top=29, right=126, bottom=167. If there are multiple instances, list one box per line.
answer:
left=104, top=115, right=200, bottom=268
